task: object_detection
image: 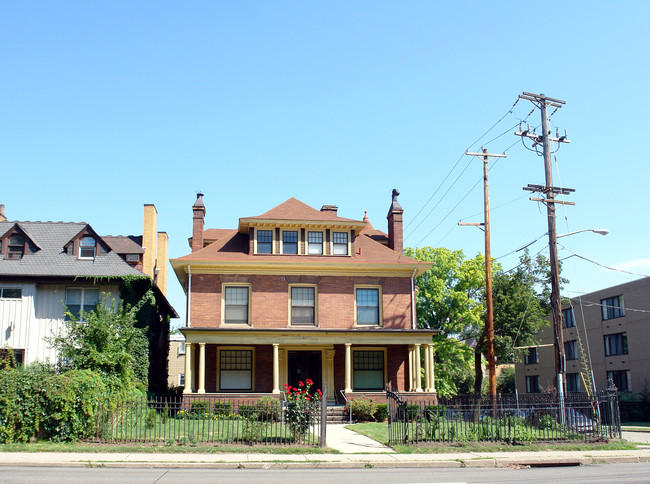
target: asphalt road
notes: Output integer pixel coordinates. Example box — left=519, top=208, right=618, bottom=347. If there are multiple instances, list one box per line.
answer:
left=3, top=463, right=650, bottom=484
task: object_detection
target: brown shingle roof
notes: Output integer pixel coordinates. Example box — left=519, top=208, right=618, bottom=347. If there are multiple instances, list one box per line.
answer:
left=245, top=198, right=359, bottom=223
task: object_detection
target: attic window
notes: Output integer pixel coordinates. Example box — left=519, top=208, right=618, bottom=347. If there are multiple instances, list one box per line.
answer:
left=126, top=254, right=140, bottom=263
left=79, top=236, right=96, bottom=259
left=7, top=235, right=24, bottom=260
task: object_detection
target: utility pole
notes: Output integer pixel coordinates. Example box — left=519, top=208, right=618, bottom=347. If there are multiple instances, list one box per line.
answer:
left=516, top=92, right=572, bottom=400
left=460, top=148, right=506, bottom=398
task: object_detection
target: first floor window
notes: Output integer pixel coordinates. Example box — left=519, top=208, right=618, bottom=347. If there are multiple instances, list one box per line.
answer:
left=564, top=340, right=577, bottom=360
left=607, top=370, right=629, bottom=392
left=332, top=232, right=348, bottom=255
left=220, top=349, right=253, bottom=390
left=224, top=286, right=249, bottom=324
left=353, top=350, right=384, bottom=391
left=524, top=347, right=538, bottom=365
left=566, top=372, right=580, bottom=392
left=179, top=374, right=185, bottom=387
left=291, top=286, right=315, bottom=325
left=65, top=288, right=99, bottom=321
left=602, top=295, right=624, bottom=320
left=0, top=348, right=24, bottom=367
left=604, top=333, right=628, bottom=356
left=256, top=230, right=273, bottom=254
left=563, top=307, right=575, bottom=328
left=526, top=375, right=540, bottom=393
left=0, top=288, right=22, bottom=299
left=79, top=236, right=96, bottom=259
left=356, top=288, right=380, bottom=325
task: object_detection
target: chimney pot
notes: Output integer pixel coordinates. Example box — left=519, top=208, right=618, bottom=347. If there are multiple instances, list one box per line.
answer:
left=320, top=205, right=338, bottom=214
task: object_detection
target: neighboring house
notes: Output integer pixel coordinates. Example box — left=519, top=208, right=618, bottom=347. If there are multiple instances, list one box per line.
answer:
left=168, top=333, right=186, bottom=389
left=515, top=277, right=650, bottom=395
left=170, top=191, right=437, bottom=403
left=0, top=204, right=177, bottom=392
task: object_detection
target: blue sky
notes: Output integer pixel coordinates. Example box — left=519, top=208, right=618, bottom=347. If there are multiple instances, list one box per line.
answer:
left=2, top=1, right=648, bottom=326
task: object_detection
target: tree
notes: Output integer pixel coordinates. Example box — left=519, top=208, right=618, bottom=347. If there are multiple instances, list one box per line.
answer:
left=405, top=247, right=552, bottom=396
left=49, top=293, right=152, bottom=390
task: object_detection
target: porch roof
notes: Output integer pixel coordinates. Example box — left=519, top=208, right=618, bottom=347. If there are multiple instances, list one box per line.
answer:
left=181, top=327, right=438, bottom=345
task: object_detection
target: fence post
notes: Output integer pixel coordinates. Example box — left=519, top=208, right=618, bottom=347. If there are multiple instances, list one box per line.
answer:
left=606, top=378, right=621, bottom=438
left=320, top=383, right=328, bottom=447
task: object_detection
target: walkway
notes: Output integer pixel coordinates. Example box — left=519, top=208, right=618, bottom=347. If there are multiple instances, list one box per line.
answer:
left=325, top=424, right=394, bottom=453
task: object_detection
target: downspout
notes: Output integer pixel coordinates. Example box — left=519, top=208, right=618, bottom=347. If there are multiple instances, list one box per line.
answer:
left=411, top=268, right=417, bottom=330
left=187, top=265, right=192, bottom=328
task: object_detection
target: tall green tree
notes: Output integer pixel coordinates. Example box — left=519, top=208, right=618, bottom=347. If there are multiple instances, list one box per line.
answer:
left=405, top=247, right=552, bottom=396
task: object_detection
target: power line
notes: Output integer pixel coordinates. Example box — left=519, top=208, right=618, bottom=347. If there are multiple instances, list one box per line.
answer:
left=559, top=250, right=650, bottom=279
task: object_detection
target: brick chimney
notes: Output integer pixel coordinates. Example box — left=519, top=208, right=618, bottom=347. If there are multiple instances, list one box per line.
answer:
left=387, top=189, right=404, bottom=253
left=0, top=204, right=5, bottom=222
left=320, top=205, right=338, bottom=215
left=142, top=204, right=157, bottom=279
left=191, top=193, right=206, bottom=252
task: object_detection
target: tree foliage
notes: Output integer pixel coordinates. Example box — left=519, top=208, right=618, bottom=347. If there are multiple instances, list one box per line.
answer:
left=405, top=246, right=553, bottom=396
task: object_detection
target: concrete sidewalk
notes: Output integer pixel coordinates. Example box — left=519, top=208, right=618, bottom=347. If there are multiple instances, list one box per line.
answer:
left=1, top=449, right=650, bottom=469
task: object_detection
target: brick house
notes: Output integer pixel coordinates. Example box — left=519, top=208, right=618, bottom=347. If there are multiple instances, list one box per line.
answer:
left=170, top=191, right=436, bottom=403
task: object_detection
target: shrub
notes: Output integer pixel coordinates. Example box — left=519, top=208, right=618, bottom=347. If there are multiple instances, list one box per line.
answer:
left=213, top=401, right=232, bottom=416
left=256, top=396, right=281, bottom=421
left=375, top=403, right=388, bottom=422
left=284, top=379, right=322, bottom=436
left=347, top=396, right=377, bottom=422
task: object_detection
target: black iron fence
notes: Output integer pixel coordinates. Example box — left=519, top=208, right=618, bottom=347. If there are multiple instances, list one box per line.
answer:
left=93, top=395, right=326, bottom=446
left=387, top=388, right=621, bottom=445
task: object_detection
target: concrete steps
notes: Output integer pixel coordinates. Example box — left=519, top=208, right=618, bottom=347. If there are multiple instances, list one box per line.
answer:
left=326, top=404, right=351, bottom=423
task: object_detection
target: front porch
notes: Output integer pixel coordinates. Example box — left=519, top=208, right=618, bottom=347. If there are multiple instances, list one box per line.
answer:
left=180, top=328, right=438, bottom=402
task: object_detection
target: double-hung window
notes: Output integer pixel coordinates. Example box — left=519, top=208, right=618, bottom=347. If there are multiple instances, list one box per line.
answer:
left=564, top=340, right=577, bottom=360
left=526, top=375, right=540, bottom=393
left=79, top=236, right=96, bottom=259
left=563, top=307, right=575, bottom=328
left=356, top=287, right=380, bottom=325
left=604, top=332, right=628, bottom=356
left=524, top=347, right=538, bottom=365
left=307, top=231, right=323, bottom=255
left=256, top=230, right=273, bottom=254
left=332, top=232, right=348, bottom=255
left=224, top=286, right=249, bottom=324
left=353, top=350, right=385, bottom=391
left=602, top=295, right=624, bottom=320
left=65, top=288, right=99, bottom=321
left=291, top=286, right=316, bottom=325
left=282, top=231, right=298, bottom=254
left=219, top=349, right=253, bottom=391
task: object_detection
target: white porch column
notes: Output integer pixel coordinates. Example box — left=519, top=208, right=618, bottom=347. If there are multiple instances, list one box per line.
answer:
left=197, top=343, right=206, bottom=394
left=414, top=343, right=422, bottom=392
left=325, top=349, right=335, bottom=400
left=408, top=345, right=415, bottom=391
left=424, top=342, right=431, bottom=392
left=183, top=343, right=193, bottom=394
left=344, top=343, right=352, bottom=393
left=272, top=343, right=280, bottom=394
left=428, top=344, right=436, bottom=392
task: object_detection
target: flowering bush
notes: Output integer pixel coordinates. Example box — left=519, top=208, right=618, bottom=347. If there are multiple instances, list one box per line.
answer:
left=284, top=379, right=322, bottom=437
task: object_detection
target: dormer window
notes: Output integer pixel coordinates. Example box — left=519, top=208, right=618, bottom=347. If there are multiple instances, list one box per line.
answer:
left=282, top=231, right=298, bottom=254
left=257, top=230, right=273, bottom=254
left=79, top=236, right=96, bottom=259
left=126, top=254, right=140, bottom=263
left=308, top=231, right=323, bottom=255
left=333, top=232, right=349, bottom=255
left=7, top=235, right=25, bottom=260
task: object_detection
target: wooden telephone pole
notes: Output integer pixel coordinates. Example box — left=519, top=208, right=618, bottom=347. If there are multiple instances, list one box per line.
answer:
left=516, top=92, right=572, bottom=398
left=460, top=148, right=506, bottom=397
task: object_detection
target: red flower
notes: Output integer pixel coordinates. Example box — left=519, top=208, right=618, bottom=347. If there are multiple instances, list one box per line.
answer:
left=306, top=379, right=313, bottom=385
left=299, top=381, right=304, bottom=387
left=317, top=389, right=322, bottom=396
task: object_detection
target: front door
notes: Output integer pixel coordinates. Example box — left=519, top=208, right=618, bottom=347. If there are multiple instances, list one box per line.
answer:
left=288, top=351, right=322, bottom=394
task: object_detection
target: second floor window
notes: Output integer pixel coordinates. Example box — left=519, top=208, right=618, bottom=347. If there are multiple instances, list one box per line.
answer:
left=257, top=230, right=273, bottom=254
left=65, top=288, right=99, bottom=321
left=224, top=286, right=249, bottom=324
left=79, top=236, right=96, bottom=259
left=7, top=235, right=24, bottom=260
left=602, top=295, right=624, bottom=320
left=604, top=332, right=628, bottom=356
left=291, top=286, right=315, bottom=325
left=563, top=307, right=575, bottom=328
left=282, top=231, right=298, bottom=254
left=333, top=232, right=348, bottom=255
left=524, top=347, right=538, bottom=365
left=526, top=375, right=540, bottom=393
left=356, top=288, right=379, bottom=325
left=564, top=340, right=577, bottom=360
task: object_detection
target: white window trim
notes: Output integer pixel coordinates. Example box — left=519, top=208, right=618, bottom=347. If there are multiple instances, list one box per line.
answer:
left=221, top=283, right=252, bottom=325
left=354, top=285, right=383, bottom=326
left=307, top=230, right=325, bottom=255
left=79, top=236, right=97, bottom=260
left=288, top=284, right=318, bottom=326
left=331, top=230, right=350, bottom=256
left=65, top=287, right=100, bottom=321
